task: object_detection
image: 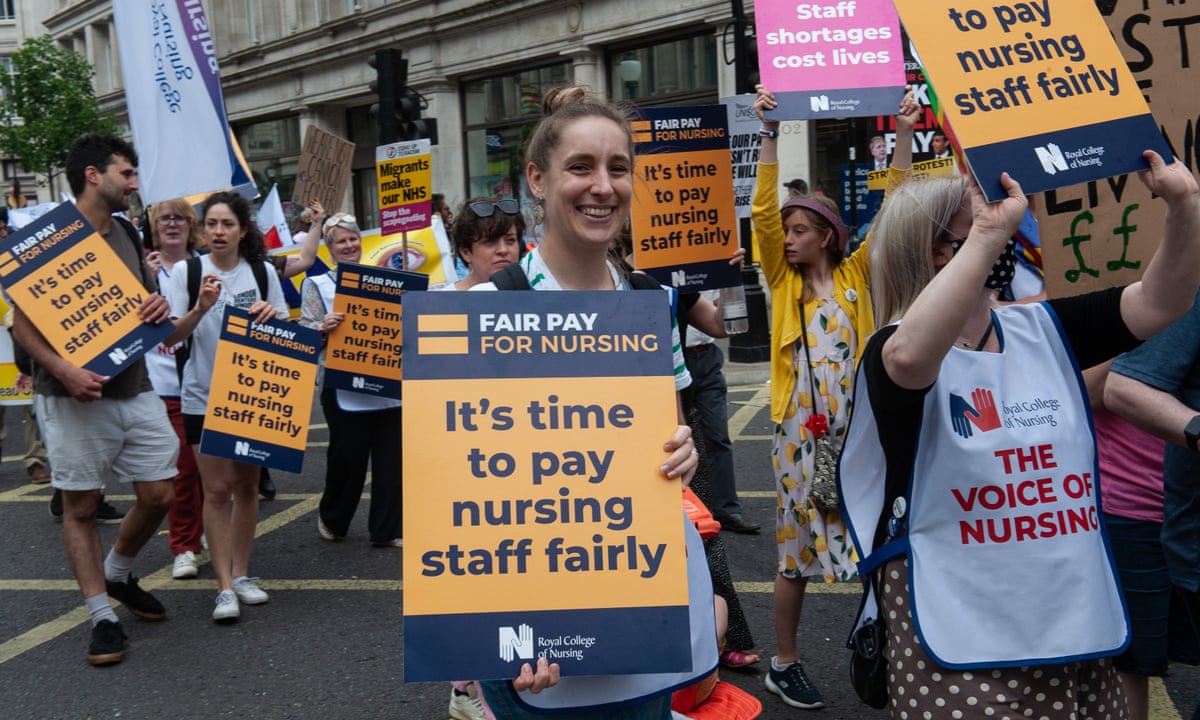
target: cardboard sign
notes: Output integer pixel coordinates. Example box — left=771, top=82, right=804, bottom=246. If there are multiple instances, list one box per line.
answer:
left=199, top=307, right=319, bottom=472
left=292, top=126, right=355, bottom=213
left=630, top=105, right=742, bottom=292
left=323, top=263, right=428, bottom=399
left=0, top=203, right=172, bottom=377
left=402, top=290, right=689, bottom=681
left=376, top=139, right=432, bottom=236
left=757, top=0, right=906, bottom=119
left=1038, top=2, right=1198, bottom=297
left=894, top=0, right=1170, bottom=201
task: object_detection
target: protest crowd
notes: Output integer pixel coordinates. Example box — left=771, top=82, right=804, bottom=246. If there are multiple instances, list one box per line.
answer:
left=7, top=6, right=1200, bottom=720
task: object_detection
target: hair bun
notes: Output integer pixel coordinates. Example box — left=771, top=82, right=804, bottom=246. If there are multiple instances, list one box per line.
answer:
left=541, top=86, right=590, bottom=117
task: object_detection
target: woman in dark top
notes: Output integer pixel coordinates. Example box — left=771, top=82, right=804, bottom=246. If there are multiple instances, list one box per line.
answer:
left=838, top=151, right=1200, bottom=719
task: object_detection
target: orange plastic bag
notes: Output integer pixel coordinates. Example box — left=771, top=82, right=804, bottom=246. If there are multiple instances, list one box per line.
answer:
left=682, top=487, right=721, bottom=539
left=673, top=679, right=763, bottom=719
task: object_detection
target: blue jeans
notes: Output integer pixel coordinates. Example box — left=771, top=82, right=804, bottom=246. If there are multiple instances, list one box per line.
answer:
left=478, top=681, right=672, bottom=720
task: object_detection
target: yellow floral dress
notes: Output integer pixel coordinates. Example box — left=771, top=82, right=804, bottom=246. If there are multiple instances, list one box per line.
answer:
left=773, top=297, right=860, bottom=582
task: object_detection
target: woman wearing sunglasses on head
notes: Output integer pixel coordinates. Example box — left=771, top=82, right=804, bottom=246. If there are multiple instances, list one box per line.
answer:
left=298, top=213, right=404, bottom=549
left=432, top=197, right=525, bottom=292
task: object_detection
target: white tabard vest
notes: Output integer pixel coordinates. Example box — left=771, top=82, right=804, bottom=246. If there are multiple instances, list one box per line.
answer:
left=842, top=303, right=1128, bottom=669
left=146, top=265, right=186, bottom=398
left=312, top=273, right=402, bottom=413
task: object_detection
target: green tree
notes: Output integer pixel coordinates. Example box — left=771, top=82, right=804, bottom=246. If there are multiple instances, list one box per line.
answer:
left=0, top=35, right=120, bottom=184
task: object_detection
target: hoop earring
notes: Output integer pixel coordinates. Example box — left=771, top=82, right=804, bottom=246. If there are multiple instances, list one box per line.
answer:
left=533, top=194, right=545, bottom=225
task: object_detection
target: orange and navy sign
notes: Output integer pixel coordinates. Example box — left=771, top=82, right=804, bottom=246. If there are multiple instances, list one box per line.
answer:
left=0, top=203, right=173, bottom=377
left=895, top=0, right=1170, bottom=200
left=402, top=290, right=690, bottom=681
left=323, top=262, right=427, bottom=399
left=200, top=307, right=320, bottom=472
left=631, top=105, right=741, bottom=293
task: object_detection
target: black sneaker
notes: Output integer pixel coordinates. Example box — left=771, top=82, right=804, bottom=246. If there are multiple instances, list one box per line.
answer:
left=50, top=489, right=63, bottom=523
left=86, top=619, right=127, bottom=666
left=258, top=468, right=276, bottom=500
left=765, top=660, right=826, bottom=709
left=97, top=496, right=125, bottom=525
left=105, top=575, right=166, bottom=621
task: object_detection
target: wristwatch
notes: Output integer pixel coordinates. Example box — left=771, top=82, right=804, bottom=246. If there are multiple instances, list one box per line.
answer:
left=1185, top=414, right=1200, bottom=452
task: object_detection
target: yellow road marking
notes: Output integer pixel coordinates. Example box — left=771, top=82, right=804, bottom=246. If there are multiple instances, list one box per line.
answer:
left=0, top=492, right=325, bottom=665
left=727, top=385, right=770, bottom=441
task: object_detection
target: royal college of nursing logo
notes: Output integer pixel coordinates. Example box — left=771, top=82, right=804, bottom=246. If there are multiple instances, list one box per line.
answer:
left=499, top=624, right=534, bottom=662
left=948, top=387, right=1002, bottom=439
left=1034, top=143, right=1068, bottom=175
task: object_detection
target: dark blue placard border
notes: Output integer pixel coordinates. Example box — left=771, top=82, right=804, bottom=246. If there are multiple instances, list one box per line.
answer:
left=633, top=104, right=733, bottom=154
left=643, top=258, right=742, bottom=295
left=767, top=86, right=906, bottom=120
left=199, top=428, right=305, bottom=473
left=404, top=291, right=673, bottom=381
left=965, top=114, right=1170, bottom=201
left=219, top=307, right=322, bottom=363
left=404, top=604, right=692, bottom=682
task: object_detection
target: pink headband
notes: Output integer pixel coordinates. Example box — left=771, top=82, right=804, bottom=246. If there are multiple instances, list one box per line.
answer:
left=780, top=197, right=849, bottom=251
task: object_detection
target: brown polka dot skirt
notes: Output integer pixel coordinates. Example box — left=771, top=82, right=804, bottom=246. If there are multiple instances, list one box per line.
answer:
left=880, top=557, right=1128, bottom=720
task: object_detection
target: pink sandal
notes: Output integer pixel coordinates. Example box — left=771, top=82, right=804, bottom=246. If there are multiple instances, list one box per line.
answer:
left=719, top=649, right=760, bottom=668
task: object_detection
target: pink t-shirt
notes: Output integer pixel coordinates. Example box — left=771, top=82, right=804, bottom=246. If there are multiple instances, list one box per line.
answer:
left=1094, top=407, right=1165, bottom=523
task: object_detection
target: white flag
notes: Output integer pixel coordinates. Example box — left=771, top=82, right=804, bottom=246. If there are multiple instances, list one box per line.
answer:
left=257, top=185, right=293, bottom=250
left=112, top=1, right=252, bottom=204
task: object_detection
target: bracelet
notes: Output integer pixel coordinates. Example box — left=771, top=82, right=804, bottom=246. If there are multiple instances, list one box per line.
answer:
left=758, top=127, right=779, bottom=139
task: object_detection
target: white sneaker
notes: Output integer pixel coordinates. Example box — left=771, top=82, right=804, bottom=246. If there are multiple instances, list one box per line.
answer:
left=233, top=576, right=269, bottom=605
left=212, top=590, right=240, bottom=622
left=448, top=683, right=488, bottom=720
left=317, top=518, right=340, bottom=541
left=172, top=551, right=198, bottom=579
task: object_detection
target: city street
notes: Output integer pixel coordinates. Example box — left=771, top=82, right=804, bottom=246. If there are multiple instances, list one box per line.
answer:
left=1, top=380, right=1197, bottom=719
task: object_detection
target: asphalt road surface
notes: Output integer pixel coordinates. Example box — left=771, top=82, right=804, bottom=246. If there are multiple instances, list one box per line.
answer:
left=1, top=382, right=1197, bottom=719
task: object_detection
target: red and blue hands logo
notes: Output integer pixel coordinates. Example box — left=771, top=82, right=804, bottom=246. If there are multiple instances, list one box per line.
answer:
left=949, top=388, right=1002, bottom=439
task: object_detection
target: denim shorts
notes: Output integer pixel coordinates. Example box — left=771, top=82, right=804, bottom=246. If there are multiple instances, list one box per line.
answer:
left=1106, top=515, right=1200, bottom=675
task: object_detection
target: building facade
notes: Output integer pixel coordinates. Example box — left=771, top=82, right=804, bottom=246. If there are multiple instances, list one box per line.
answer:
left=15, top=0, right=826, bottom=231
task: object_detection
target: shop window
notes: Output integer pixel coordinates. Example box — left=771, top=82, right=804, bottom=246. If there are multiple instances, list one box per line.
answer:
left=608, top=34, right=718, bottom=106
left=235, top=116, right=301, bottom=202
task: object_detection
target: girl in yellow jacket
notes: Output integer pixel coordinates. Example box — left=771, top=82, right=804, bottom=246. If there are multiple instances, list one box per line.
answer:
left=752, top=84, right=917, bottom=710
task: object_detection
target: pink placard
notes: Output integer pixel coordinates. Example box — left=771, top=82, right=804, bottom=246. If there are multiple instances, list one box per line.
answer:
left=757, top=0, right=904, bottom=93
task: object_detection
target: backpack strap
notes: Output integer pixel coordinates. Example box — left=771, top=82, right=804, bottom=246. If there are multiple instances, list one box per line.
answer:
left=627, top=272, right=662, bottom=290
left=490, top=263, right=531, bottom=290
left=251, top=259, right=270, bottom=299
left=177, top=256, right=205, bottom=383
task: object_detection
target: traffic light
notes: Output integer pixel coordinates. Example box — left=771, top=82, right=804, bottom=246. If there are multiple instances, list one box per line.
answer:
left=369, top=48, right=438, bottom=144
left=398, top=89, right=438, bottom=144
left=368, top=48, right=407, bottom=145
left=738, top=33, right=760, bottom=94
